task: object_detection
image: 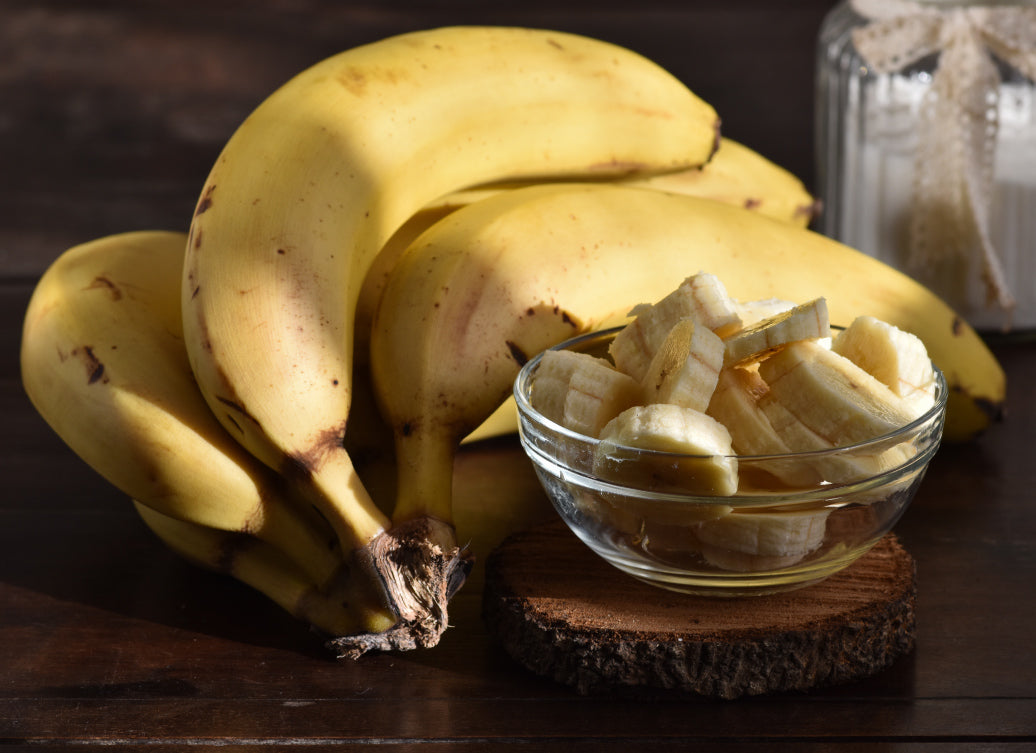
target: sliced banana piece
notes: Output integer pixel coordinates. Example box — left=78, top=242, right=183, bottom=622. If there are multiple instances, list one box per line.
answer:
left=696, top=508, right=830, bottom=559
left=757, top=389, right=913, bottom=484
left=609, top=272, right=742, bottom=381
left=640, top=317, right=725, bottom=412
left=832, top=315, right=937, bottom=416
left=732, top=297, right=796, bottom=328
left=699, top=545, right=815, bottom=573
left=722, top=296, right=830, bottom=367
left=594, top=403, right=738, bottom=495
left=706, top=366, right=823, bottom=488
left=530, top=349, right=641, bottom=437
left=758, top=339, right=917, bottom=446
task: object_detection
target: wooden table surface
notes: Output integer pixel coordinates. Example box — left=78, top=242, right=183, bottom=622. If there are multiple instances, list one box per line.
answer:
left=2, top=1, right=1034, bottom=748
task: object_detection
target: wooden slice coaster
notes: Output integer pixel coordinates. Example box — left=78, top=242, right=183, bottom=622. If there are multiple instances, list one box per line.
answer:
left=482, top=520, right=916, bottom=699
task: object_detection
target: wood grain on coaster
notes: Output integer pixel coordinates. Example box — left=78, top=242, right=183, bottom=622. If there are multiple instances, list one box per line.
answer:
left=482, top=520, right=916, bottom=699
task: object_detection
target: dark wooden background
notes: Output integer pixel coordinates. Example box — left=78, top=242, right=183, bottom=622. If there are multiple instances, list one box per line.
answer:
left=3, top=0, right=1035, bottom=747
left=1, top=0, right=829, bottom=279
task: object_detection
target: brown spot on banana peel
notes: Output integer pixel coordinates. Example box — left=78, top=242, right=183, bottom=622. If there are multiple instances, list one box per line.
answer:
left=85, top=276, right=122, bottom=301
left=214, top=395, right=259, bottom=424
left=195, top=185, right=215, bottom=216
left=797, top=198, right=823, bottom=224
left=505, top=340, right=529, bottom=366
left=281, top=422, right=349, bottom=482
left=951, top=384, right=1005, bottom=426
left=587, top=159, right=662, bottom=174
left=72, top=346, right=107, bottom=385
left=974, top=395, right=1005, bottom=424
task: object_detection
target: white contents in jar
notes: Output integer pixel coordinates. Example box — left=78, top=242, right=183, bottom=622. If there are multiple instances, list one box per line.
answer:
left=815, top=1, right=1036, bottom=333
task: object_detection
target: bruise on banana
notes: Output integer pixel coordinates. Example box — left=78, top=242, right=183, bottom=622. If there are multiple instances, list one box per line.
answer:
left=85, top=275, right=122, bottom=301
left=71, top=345, right=108, bottom=386
left=506, top=304, right=581, bottom=366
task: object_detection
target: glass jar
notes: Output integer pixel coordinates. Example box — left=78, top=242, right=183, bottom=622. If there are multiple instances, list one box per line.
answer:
left=815, top=0, right=1036, bottom=333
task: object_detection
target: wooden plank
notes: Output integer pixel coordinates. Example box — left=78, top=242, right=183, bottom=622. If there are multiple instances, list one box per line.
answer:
left=3, top=697, right=1034, bottom=742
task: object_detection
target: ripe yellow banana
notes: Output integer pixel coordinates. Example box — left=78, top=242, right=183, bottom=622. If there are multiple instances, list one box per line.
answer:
left=357, top=137, right=816, bottom=369
left=421, top=136, right=817, bottom=228
left=356, top=136, right=818, bottom=452
left=181, top=26, right=719, bottom=653
left=370, top=182, right=1004, bottom=545
left=621, top=136, right=818, bottom=227
left=19, top=232, right=346, bottom=592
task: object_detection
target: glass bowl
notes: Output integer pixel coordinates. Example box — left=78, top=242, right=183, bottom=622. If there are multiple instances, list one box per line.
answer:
left=513, top=327, right=947, bottom=596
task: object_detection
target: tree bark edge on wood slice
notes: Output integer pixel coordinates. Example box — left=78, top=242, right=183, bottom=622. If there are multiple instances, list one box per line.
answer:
left=482, top=520, right=916, bottom=699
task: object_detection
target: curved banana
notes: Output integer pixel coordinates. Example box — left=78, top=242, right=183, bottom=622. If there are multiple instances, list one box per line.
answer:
left=369, top=183, right=1004, bottom=536
left=19, top=231, right=344, bottom=591
left=355, top=135, right=817, bottom=450
left=422, top=136, right=818, bottom=227
left=355, top=136, right=816, bottom=364
left=624, top=137, right=818, bottom=227
left=132, top=502, right=372, bottom=644
left=182, top=27, right=719, bottom=653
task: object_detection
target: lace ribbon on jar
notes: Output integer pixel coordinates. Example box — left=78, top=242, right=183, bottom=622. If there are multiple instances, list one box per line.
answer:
left=849, top=0, right=1036, bottom=325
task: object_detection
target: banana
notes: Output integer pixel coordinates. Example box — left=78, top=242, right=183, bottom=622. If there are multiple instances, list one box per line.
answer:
left=529, top=350, right=641, bottom=439
left=418, top=136, right=818, bottom=228
left=132, top=502, right=368, bottom=642
left=623, top=136, right=819, bottom=227
left=756, top=389, right=913, bottom=484
left=182, top=27, right=719, bottom=653
left=442, top=140, right=817, bottom=449
left=358, top=137, right=816, bottom=375
left=610, top=272, right=743, bottom=381
left=722, top=297, right=830, bottom=367
left=695, top=508, right=831, bottom=569
left=705, top=365, right=824, bottom=489
left=370, top=182, right=1001, bottom=550
left=594, top=403, right=739, bottom=496
left=639, top=316, right=725, bottom=412
left=757, top=339, right=921, bottom=446
left=832, top=315, right=937, bottom=415
left=19, top=231, right=345, bottom=591
left=732, top=297, right=797, bottom=328
left=358, top=137, right=814, bottom=382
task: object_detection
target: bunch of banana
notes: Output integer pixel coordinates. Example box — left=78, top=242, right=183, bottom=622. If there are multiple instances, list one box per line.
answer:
left=178, top=26, right=721, bottom=654
left=369, top=182, right=1003, bottom=566
left=20, top=27, right=727, bottom=655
